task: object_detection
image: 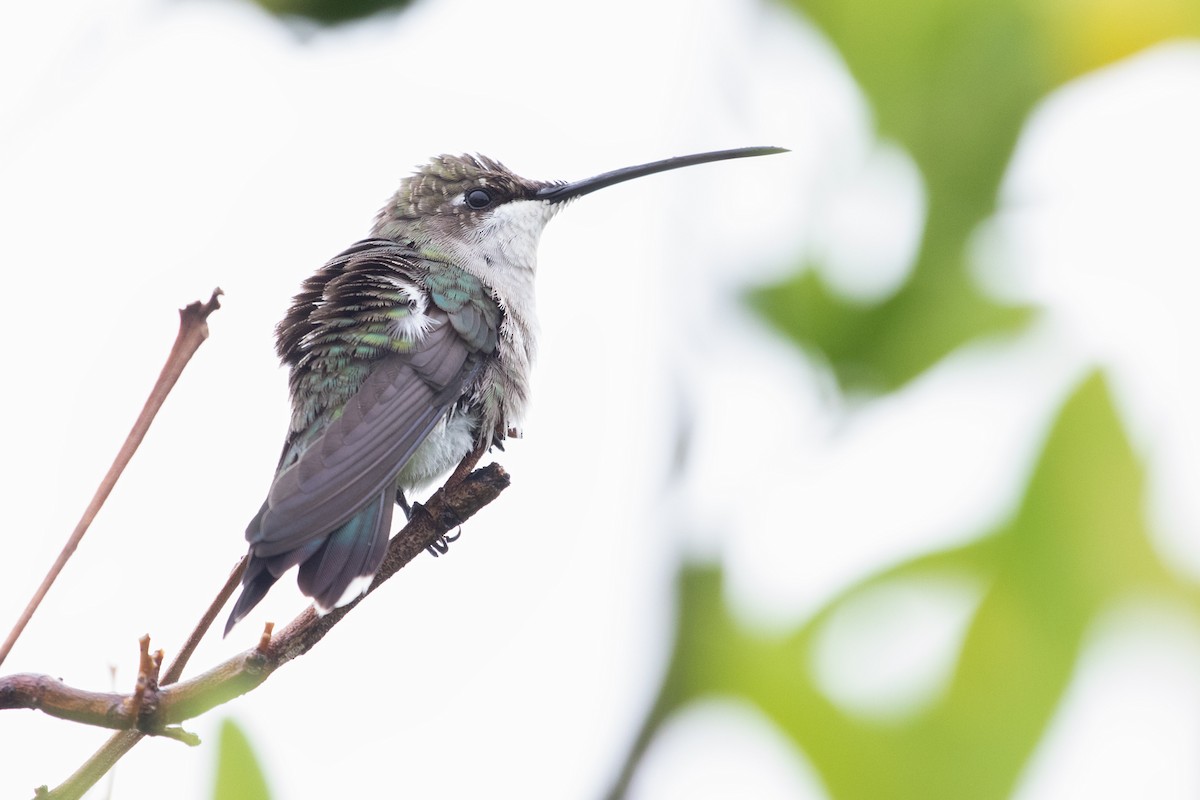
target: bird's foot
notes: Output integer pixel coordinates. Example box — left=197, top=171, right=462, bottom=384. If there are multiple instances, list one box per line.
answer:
left=425, top=495, right=468, bottom=557
left=425, top=527, right=462, bottom=557
left=395, top=488, right=413, bottom=520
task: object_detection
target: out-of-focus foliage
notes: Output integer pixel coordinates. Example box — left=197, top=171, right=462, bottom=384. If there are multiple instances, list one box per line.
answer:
left=244, top=0, right=417, bottom=25
left=617, top=375, right=1196, bottom=798
left=751, top=0, right=1200, bottom=391
left=608, top=0, right=1200, bottom=797
left=213, top=719, right=272, bottom=800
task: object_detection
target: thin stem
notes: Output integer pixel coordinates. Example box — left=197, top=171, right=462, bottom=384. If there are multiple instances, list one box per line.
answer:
left=20, top=463, right=510, bottom=800
left=0, top=290, right=223, bottom=668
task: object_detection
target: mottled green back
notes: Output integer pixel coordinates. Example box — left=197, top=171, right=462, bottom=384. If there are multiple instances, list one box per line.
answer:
left=422, top=263, right=500, bottom=354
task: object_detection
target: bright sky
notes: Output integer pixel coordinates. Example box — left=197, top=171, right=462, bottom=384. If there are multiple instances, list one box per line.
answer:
left=2, top=0, right=1200, bottom=798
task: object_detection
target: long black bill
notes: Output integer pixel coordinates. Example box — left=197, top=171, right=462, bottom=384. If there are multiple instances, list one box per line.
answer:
left=534, top=146, right=788, bottom=203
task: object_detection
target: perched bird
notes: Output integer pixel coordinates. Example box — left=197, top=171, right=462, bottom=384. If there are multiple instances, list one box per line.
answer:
left=224, top=146, right=786, bottom=636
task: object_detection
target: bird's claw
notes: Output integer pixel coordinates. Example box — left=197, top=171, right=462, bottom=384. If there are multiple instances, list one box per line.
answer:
left=426, top=527, right=462, bottom=557
left=395, top=488, right=413, bottom=520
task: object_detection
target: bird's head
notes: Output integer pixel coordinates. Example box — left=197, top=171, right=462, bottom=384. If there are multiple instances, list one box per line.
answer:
left=373, top=154, right=557, bottom=278
left=372, top=146, right=788, bottom=289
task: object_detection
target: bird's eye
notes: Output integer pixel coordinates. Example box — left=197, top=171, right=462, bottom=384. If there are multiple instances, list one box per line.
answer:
left=465, top=188, right=493, bottom=209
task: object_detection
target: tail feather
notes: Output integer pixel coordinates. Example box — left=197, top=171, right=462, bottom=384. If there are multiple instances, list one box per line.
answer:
left=298, top=491, right=393, bottom=611
left=224, top=493, right=392, bottom=636
left=223, top=557, right=275, bottom=637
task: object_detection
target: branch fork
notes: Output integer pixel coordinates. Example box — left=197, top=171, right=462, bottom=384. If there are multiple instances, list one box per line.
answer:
left=7, top=463, right=509, bottom=800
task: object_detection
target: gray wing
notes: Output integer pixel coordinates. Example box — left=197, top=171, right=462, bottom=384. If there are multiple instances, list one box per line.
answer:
left=248, top=310, right=478, bottom=558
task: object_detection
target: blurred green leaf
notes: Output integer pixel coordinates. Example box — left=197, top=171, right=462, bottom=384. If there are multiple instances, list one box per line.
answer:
left=759, top=0, right=1200, bottom=390
left=616, top=373, right=1195, bottom=798
left=749, top=267, right=1028, bottom=392
left=213, top=718, right=273, bottom=800
left=244, top=0, right=417, bottom=25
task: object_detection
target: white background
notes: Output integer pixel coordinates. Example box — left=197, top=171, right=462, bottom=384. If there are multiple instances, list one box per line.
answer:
left=2, top=0, right=1200, bottom=797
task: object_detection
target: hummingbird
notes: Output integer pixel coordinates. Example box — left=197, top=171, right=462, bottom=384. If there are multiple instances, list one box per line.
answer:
left=224, top=146, right=786, bottom=636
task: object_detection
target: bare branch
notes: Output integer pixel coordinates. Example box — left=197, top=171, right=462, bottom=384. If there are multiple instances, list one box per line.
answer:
left=19, top=463, right=509, bottom=800
left=163, top=558, right=247, bottom=686
left=27, top=535, right=251, bottom=799
left=0, top=290, right=224, bottom=668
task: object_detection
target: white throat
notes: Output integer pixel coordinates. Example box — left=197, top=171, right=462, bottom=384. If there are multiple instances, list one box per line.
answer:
left=468, top=199, right=558, bottom=272
left=440, top=198, right=560, bottom=322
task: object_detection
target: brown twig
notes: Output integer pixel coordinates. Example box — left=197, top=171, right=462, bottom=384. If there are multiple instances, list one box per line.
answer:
left=0, top=290, right=224, bottom=669
left=16, top=463, right=510, bottom=800
left=162, top=558, right=247, bottom=686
